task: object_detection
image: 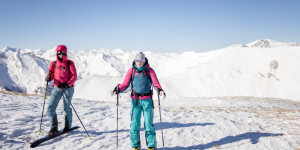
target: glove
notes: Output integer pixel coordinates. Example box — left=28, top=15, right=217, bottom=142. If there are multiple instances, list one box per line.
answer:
left=111, top=85, right=120, bottom=96
left=45, top=74, right=51, bottom=81
left=58, top=83, right=69, bottom=89
left=158, top=89, right=166, bottom=100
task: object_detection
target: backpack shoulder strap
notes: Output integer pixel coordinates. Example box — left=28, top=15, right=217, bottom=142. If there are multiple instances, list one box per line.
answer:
left=145, top=69, right=152, bottom=84
left=130, top=67, right=136, bottom=89
left=131, top=67, right=136, bottom=82
left=53, top=61, right=57, bottom=73
left=67, top=60, right=71, bottom=74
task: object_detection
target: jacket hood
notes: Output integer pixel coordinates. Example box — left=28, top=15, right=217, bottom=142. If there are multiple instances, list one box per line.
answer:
left=56, top=45, right=67, bottom=52
left=56, top=45, right=68, bottom=62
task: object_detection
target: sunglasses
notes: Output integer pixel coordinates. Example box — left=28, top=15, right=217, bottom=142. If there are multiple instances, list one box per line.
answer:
left=57, top=51, right=66, bottom=55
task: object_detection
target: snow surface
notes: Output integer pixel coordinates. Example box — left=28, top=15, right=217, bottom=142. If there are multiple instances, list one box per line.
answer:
left=0, top=39, right=300, bottom=101
left=0, top=91, right=299, bottom=149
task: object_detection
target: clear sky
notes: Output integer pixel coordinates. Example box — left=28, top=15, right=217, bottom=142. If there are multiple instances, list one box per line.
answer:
left=1, top=0, right=300, bottom=52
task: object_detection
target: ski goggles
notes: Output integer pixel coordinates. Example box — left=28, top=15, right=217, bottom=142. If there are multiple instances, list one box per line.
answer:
left=135, top=60, right=145, bottom=63
left=57, top=51, right=66, bottom=55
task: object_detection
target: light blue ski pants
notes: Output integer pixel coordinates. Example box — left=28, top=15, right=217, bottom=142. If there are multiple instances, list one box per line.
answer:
left=130, top=98, right=156, bottom=148
left=47, top=86, right=74, bottom=128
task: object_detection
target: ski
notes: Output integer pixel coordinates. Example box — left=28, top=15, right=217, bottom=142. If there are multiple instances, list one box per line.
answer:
left=30, top=126, right=80, bottom=148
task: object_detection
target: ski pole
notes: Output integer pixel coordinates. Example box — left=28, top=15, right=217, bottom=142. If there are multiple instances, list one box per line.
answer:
left=157, top=91, right=165, bottom=150
left=116, top=92, right=119, bottom=149
left=62, top=90, right=91, bottom=140
left=38, top=81, right=48, bottom=134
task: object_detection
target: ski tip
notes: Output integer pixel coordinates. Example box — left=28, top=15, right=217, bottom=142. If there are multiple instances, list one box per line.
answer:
left=89, top=137, right=92, bottom=140
left=38, top=131, right=42, bottom=134
left=30, top=143, right=38, bottom=148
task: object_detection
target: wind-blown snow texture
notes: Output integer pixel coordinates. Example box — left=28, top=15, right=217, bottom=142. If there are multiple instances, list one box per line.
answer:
left=0, top=39, right=299, bottom=101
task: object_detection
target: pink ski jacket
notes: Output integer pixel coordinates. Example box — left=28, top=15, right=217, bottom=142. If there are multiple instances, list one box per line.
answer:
left=47, top=45, right=77, bottom=87
left=118, top=65, right=163, bottom=100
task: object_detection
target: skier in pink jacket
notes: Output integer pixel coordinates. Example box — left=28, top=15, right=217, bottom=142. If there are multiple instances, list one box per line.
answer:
left=45, top=45, right=77, bottom=135
left=112, top=52, right=166, bottom=150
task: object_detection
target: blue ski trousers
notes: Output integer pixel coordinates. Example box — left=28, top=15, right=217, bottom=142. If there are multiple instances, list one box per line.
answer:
left=130, top=98, right=156, bottom=148
left=47, top=86, right=74, bottom=128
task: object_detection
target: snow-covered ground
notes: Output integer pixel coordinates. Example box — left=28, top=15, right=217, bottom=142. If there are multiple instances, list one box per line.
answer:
left=1, top=91, right=299, bottom=150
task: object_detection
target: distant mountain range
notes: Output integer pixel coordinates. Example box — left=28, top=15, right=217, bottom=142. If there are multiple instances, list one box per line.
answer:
left=1, top=39, right=300, bottom=101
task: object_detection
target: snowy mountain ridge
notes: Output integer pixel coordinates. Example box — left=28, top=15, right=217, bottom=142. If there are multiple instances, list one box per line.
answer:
left=228, top=39, right=300, bottom=48
left=0, top=39, right=300, bottom=101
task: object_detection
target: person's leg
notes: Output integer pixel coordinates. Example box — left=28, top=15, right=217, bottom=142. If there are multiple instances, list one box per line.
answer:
left=142, top=99, right=156, bottom=148
left=62, top=86, right=74, bottom=129
left=47, top=87, right=63, bottom=128
left=130, top=99, right=142, bottom=148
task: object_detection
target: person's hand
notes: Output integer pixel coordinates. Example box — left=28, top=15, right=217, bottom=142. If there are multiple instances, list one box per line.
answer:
left=158, top=89, right=166, bottom=100
left=45, top=74, right=51, bottom=81
left=58, top=83, right=69, bottom=89
left=111, top=86, right=120, bottom=96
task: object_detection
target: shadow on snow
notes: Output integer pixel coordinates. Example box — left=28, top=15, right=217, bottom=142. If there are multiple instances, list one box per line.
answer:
left=165, top=132, right=283, bottom=150
left=83, top=122, right=215, bottom=135
left=153, top=122, right=215, bottom=130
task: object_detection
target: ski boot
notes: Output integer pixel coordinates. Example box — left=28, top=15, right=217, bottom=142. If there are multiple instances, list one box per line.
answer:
left=63, top=116, right=70, bottom=132
left=148, top=147, right=155, bottom=150
left=63, top=126, right=70, bottom=132
left=132, top=147, right=139, bottom=150
left=48, top=126, right=58, bottom=136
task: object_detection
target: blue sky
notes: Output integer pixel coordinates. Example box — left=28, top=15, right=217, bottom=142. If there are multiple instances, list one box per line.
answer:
left=1, top=0, right=299, bottom=52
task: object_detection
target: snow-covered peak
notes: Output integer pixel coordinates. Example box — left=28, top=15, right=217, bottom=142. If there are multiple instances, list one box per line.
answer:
left=1, top=46, right=19, bottom=53
left=228, top=39, right=300, bottom=48
left=246, top=39, right=300, bottom=48
left=111, top=48, right=125, bottom=55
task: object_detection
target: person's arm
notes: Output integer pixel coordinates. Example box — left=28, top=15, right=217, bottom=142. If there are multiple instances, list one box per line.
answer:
left=67, top=60, right=77, bottom=87
left=45, top=61, right=55, bottom=81
left=118, top=68, right=133, bottom=92
left=149, top=68, right=163, bottom=91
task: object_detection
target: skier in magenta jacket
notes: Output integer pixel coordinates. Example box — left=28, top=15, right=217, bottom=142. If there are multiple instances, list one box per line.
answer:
left=112, top=52, right=166, bottom=150
left=45, top=45, right=77, bottom=135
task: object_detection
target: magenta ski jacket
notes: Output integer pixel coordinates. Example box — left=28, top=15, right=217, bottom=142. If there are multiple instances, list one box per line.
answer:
left=47, top=45, right=77, bottom=88
left=118, top=64, right=163, bottom=100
